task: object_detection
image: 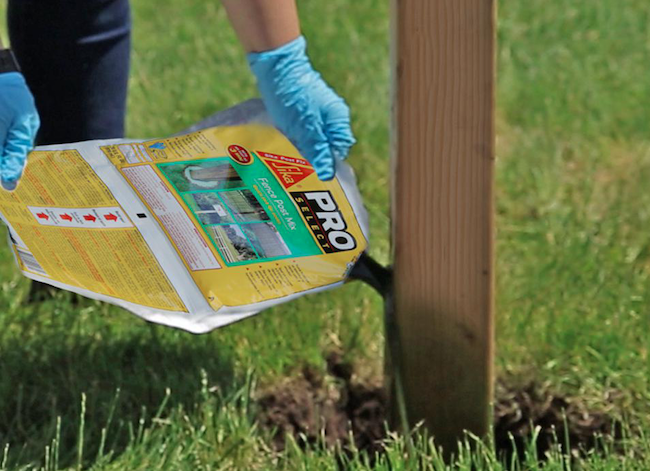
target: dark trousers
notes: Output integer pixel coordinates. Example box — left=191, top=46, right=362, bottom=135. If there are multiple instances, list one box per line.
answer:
left=8, top=0, right=131, bottom=145
left=8, top=0, right=131, bottom=298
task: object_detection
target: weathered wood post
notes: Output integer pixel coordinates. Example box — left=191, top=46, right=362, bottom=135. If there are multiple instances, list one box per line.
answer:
left=389, top=0, right=496, bottom=455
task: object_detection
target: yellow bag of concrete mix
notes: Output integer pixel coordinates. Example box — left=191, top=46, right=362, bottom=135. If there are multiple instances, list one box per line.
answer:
left=0, top=100, right=368, bottom=333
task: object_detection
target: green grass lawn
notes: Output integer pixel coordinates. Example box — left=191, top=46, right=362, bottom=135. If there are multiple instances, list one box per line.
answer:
left=2, top=0, right=650, bottom=469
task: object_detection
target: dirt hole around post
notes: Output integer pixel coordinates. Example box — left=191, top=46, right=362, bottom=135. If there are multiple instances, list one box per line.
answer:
left=255, top=352, right=624, bottom=461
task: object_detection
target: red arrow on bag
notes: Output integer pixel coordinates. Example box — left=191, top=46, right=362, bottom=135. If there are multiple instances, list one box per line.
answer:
left=36, top=212, right=48, bottom=220
left=104, top=213, right=118, bottom=221
left=60, top=213, right=72, bottom=222
left=83, top=214, right=96, bottom=222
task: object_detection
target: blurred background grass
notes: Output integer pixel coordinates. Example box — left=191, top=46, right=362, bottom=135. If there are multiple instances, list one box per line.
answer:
left=1, top=0, right=650, bottom=468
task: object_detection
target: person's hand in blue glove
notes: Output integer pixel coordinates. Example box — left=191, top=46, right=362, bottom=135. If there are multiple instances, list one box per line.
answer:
left=247, top=36, right=355, bottom=180
left=0, top=72, right=40, bottom=191
left=222, top=0, right=355, bottom=181
left=247, top=36, right=355, bottom=181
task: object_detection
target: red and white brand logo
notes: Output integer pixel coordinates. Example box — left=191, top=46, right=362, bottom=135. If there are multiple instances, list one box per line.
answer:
left=228, top=145, right=253, bottom=165
left=258, top=151, right=314, bottom=189
left=257, top=151, right=310, bottom=167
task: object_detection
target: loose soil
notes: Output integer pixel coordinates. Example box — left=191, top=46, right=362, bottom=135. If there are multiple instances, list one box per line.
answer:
left=256, top=352, right=622, bottom=460
left=494, top=381, right=622, bottom=460
left=256, top=352, right=385, bottom=455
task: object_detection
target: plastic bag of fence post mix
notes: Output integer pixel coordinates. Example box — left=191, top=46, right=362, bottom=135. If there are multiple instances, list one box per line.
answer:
left=0, top=99, right=369, bottom=333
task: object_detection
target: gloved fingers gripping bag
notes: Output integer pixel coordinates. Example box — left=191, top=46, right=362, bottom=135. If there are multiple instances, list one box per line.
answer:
left=0, top=72, right=40, bottom=189
left=247, top=36, right=356, bottom=181
left=0, top=100, right=369, bottom=333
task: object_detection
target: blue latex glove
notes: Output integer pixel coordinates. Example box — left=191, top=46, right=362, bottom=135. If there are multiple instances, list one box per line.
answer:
left=0, top=72, right=40, bottom=191
left=248, top=36, right=355, bottom=181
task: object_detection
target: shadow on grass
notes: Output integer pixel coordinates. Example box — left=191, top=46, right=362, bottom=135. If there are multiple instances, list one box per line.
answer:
left=0, top=320, right=237, bottom=468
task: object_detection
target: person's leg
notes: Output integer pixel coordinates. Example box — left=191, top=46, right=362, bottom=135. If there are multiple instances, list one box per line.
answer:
left=8, top=0, right=131, bottom=145
left=8, top=0, right=131, bottom=300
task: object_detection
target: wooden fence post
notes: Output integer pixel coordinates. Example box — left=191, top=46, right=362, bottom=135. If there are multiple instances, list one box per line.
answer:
left=389, top=0, right=496, bottom=455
